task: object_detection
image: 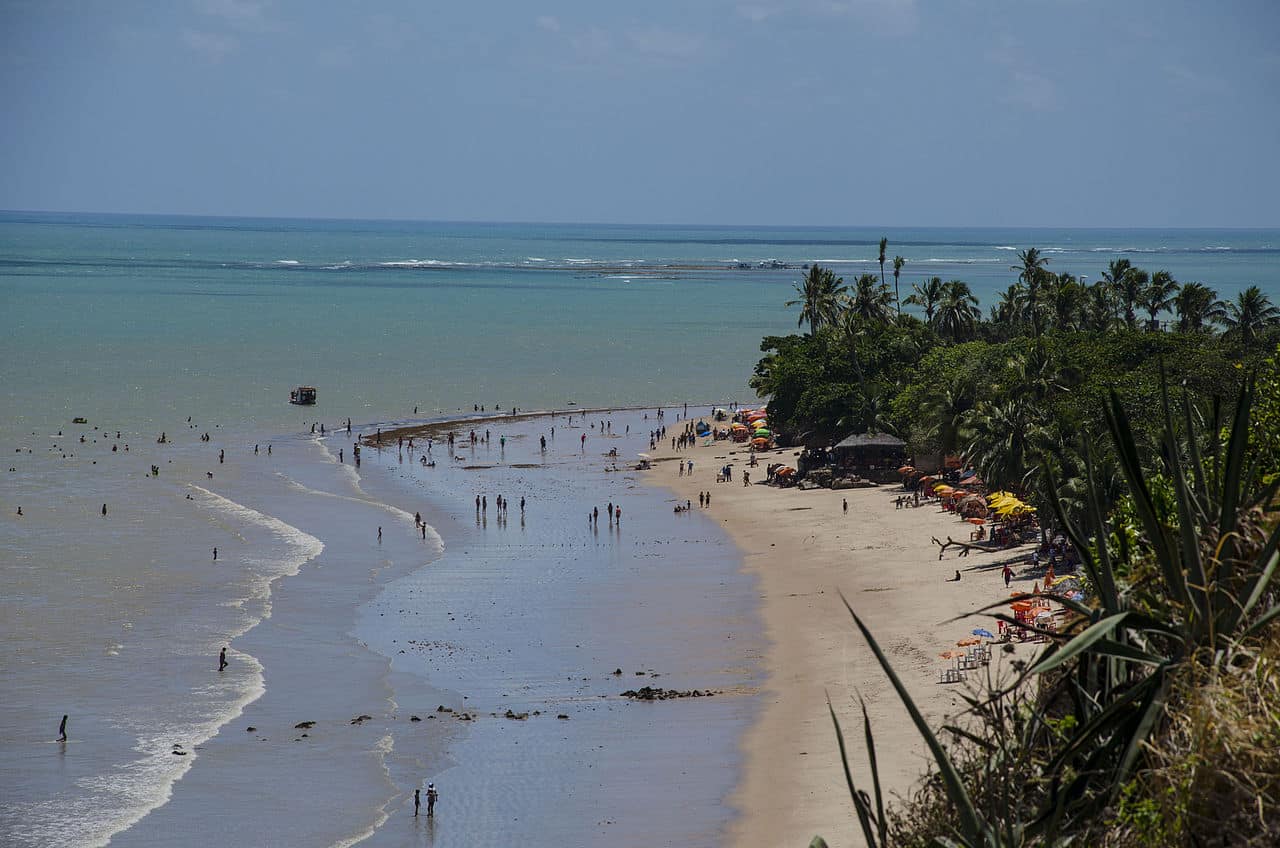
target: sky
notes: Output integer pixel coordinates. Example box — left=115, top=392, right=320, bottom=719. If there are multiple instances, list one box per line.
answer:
left=2, top=0, right=1279, bottom=227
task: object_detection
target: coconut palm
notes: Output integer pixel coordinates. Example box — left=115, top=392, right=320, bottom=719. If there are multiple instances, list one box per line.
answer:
left=786, top=264, right=846, bottom=335
left=1010, top=343, right=1079, bottom=404
left=904, top=277, right=944, bottom=323
left=878, top=237, right=888, bottom=290
left=1215, top=285, right=1280, bottom=344
left=849, top=273, right=894, bottom=323
left=1048, top=273, right=1084, bottom=331
left=964, top=396, right=1042, bottom=491
left=1078, top=281, right=1115, bottom=332
left=934, top=279, right=981, bottom=341
left=1173, top=282, right=1222, bottom=332
left=1141, top=270, right=1178, bottom=330
left=1013, top=248, right=1049, bottom=337
left=1102, top=259, right=1145, bottom=329
left=892, top=255, right=905, bottom=317
left=921, top=376, right=977, bottom=472
left=991, top=283, right=1029, bottom=327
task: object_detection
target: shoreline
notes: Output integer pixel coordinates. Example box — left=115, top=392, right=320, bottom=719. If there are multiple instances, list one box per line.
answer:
left=638, top=424, right=1035, bottom=846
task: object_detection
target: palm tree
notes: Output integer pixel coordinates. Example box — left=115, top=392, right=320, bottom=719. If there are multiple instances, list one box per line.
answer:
left=1010, top=343, right=1079, bottom=404
left=878, top=237, right=888, bottom=290
left=786, top=264, right=846, bottom=335
left=934, top=279, right=981, bottom=341
left=849, top=273, right=894, bottom=323
left=1013, top=248, right=1049, bottom=337
left=1141, top=270, right=1178, bottom=330
left=1080, top=281, right=1115, bottom=332
left=1102, top=259, right=1144, bottom=329
left=1048, top=273, right=1083, bottom=332
left=1173, top=282, right=1221, bottom=332
left=922, top=376, right=977, bottom=472
left=904, top=277, right=944, bottom=323
left=892, top=255, right=905, bottom=317
left=964, top=396, right=1040, bottom=491
left=1215, top=285, right=1280, bottom=344
left=991, top=283, right=1029, bottom=327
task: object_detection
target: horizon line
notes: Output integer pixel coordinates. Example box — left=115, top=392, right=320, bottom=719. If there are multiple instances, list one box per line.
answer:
left=3, top=208, right=1278, bottom=232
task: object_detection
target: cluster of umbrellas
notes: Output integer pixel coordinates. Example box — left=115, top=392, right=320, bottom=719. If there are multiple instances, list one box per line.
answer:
left=729, top=409, right=771, bottom=445
left=987, top=491, right=1037, bottom=516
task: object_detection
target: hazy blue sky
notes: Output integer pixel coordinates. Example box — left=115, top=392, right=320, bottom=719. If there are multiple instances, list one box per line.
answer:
left=2, top=1, right=1278, bottom=226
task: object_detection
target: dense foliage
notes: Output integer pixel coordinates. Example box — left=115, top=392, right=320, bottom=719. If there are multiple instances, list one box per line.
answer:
left=753, top=256, right=1279, bottom=512
left=773, top=245, right=1280, bottom=847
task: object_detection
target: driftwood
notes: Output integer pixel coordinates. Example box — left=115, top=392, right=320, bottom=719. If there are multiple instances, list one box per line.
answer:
left=931, top=536, right=984, bottom=560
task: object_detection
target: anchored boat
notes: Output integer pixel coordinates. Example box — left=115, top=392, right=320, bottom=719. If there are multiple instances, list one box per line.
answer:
left=289, top=386, right=317, bottom=405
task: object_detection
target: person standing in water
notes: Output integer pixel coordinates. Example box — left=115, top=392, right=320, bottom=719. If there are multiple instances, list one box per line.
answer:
left=213, top=547, right=218, bottom=561
left=219, top=647, right=228, bottom=671
left=414, top=788, right=421, bottom=817
left=426, top=783, right=438, bottom=817
left=58, top=714, right=68, bottom=742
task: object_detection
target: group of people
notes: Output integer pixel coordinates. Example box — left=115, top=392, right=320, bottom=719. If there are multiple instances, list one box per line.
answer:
left=673, top=491, right=713, bottom=513
left=589, top=502, right=622, bottom=526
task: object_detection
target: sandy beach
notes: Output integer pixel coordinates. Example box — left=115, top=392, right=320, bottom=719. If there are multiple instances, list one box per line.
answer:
left=642, top=426, right=1034, bottom=848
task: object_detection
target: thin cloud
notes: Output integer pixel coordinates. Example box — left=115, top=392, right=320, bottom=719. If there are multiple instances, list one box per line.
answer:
left=736, top=5, right=778, bottom=23
left=182, top=28, right=238, bottom=62
left=1005, top=70, right=1057, bottom=112
left=366, top=14, right=418, bottom=52
left=626, top=27, right=706, bottom=63
left=196, top=0, right=283, bottom=34
left=536, top=15, right=561, bottom=33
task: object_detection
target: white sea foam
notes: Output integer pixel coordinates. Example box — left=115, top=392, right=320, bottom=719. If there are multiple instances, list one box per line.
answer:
left=275, top=259, right=301, bottom=265
left=6, top=652, right=269, bottom=848
left=328, top=734, right=397, bottom=848
left=13, top=489, right=323, bottom=848
left=377, top=259, right=463, bottom=268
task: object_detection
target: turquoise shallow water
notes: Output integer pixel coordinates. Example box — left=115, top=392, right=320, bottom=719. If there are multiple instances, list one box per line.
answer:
left=1, top=214, right=1277, bottom=846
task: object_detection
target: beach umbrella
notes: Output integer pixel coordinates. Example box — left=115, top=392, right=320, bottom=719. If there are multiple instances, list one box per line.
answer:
left=754, top=428, right=771, bottom=437
left=956, top=637, right=980, bottom=647
left=972, top=628, right=995, bottom=639
left=898, top=465, right=914, bottom=474
left=637, top=452, right=652, bottom=460
left=966, top=517, right=985, bottom=525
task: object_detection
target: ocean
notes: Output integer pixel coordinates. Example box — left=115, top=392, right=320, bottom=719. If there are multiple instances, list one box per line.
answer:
left=1, top=213, right=1276, bottom=847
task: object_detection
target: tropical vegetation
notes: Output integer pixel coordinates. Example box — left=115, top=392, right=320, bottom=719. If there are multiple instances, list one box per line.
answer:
left=753, top=242, right=1280, bottom=847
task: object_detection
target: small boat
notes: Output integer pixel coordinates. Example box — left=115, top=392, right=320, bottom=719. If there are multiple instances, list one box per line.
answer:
left=289, top=386, right=317, bottom=405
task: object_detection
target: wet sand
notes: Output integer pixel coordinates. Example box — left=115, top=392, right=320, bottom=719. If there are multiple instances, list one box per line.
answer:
left=642, top=430, right=1035, bottom=848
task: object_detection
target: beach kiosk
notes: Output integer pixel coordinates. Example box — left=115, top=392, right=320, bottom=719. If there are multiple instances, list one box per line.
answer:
left=832, top=432, right=907, bottom=483
left=289, top=386, right=317, bottom=405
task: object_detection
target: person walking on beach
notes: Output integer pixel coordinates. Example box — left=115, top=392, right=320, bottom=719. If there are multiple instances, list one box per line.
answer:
left=102, top=503, right=107, bottom=516
left=520, top=497, right=525, bottom=513
left=842, top=498, right=848, bottom=514
left=58, top=714, right=68, bottom=742
left=414, top=788, right=421, bottom=817
left=1003, top=563, right=1013, bottom=587
left=615, top=506, right=621, bottom=525
left=426, top=783, right=438, bottom=817
left=219, top=647, right=228, bottom=671
left=213, top=547, right=218, bottom=561
left=378, top=526, right=382, bottom=542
